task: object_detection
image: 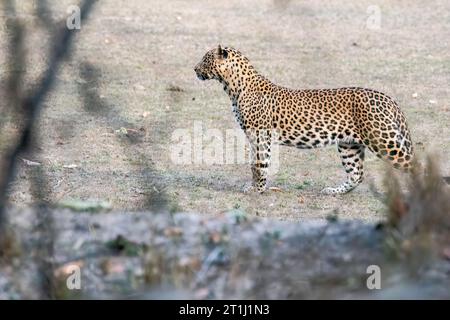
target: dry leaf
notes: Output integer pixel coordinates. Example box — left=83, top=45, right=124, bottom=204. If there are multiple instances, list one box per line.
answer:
left=442, top=247, right=450, bottom=260
left=54, top=260, right=84, bottom=278
left=194, top=288, right=209, bottom=299
left=391, top=196, right=408, bottom=222
left=210, top=232, right=222, bottom=244
left=100, top=258, right=126, bottom=275
left=164, top=227, right=183, bottom=237
left=22, top=158, right=41, bottom=166
left=134, top=84, right=145, bottom=91
left=178, top=256, right=201, bottom=270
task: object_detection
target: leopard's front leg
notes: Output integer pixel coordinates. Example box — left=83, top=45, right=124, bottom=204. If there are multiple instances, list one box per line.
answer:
left=244, top=129, right=271, bottom=194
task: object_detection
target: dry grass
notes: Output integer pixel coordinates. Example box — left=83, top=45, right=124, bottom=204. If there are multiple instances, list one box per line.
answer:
left=384, top=156, right=450, bottom=271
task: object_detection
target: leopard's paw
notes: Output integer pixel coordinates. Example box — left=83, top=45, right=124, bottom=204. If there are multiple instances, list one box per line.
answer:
left=242, top=183, right=257, bottom=194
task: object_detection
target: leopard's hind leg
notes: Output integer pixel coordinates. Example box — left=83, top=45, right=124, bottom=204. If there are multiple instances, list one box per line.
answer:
left=365, top=121, right=415, bottom=172
left=321, top=142, right=366, bottom=195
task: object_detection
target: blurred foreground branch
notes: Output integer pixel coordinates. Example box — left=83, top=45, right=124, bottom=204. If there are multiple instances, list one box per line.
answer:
left=0, top=0, right=96, bottom=234
left=0, top=0, right=96, bottom=299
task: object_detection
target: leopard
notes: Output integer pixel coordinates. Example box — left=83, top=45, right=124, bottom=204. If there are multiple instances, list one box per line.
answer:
left=194, top=45, right=414, bottom=195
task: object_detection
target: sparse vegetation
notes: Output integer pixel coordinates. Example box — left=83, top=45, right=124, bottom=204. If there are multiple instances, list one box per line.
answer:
left=383, top=157, right=450, bottom=273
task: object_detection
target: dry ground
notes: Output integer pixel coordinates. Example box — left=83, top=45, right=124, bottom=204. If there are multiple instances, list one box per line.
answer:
left=1, top=0, right=449, bottom=222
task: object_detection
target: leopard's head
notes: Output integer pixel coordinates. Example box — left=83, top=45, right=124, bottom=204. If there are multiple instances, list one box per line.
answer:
left=194, top=45, right=235, bottom=81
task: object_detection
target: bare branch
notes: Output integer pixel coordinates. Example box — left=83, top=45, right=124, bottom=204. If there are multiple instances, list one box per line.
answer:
left=0, top=0, right=97, bottom=246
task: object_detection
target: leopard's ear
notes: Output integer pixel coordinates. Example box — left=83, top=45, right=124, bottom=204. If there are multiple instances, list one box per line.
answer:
left=217, top=45, right=228, bottom=59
